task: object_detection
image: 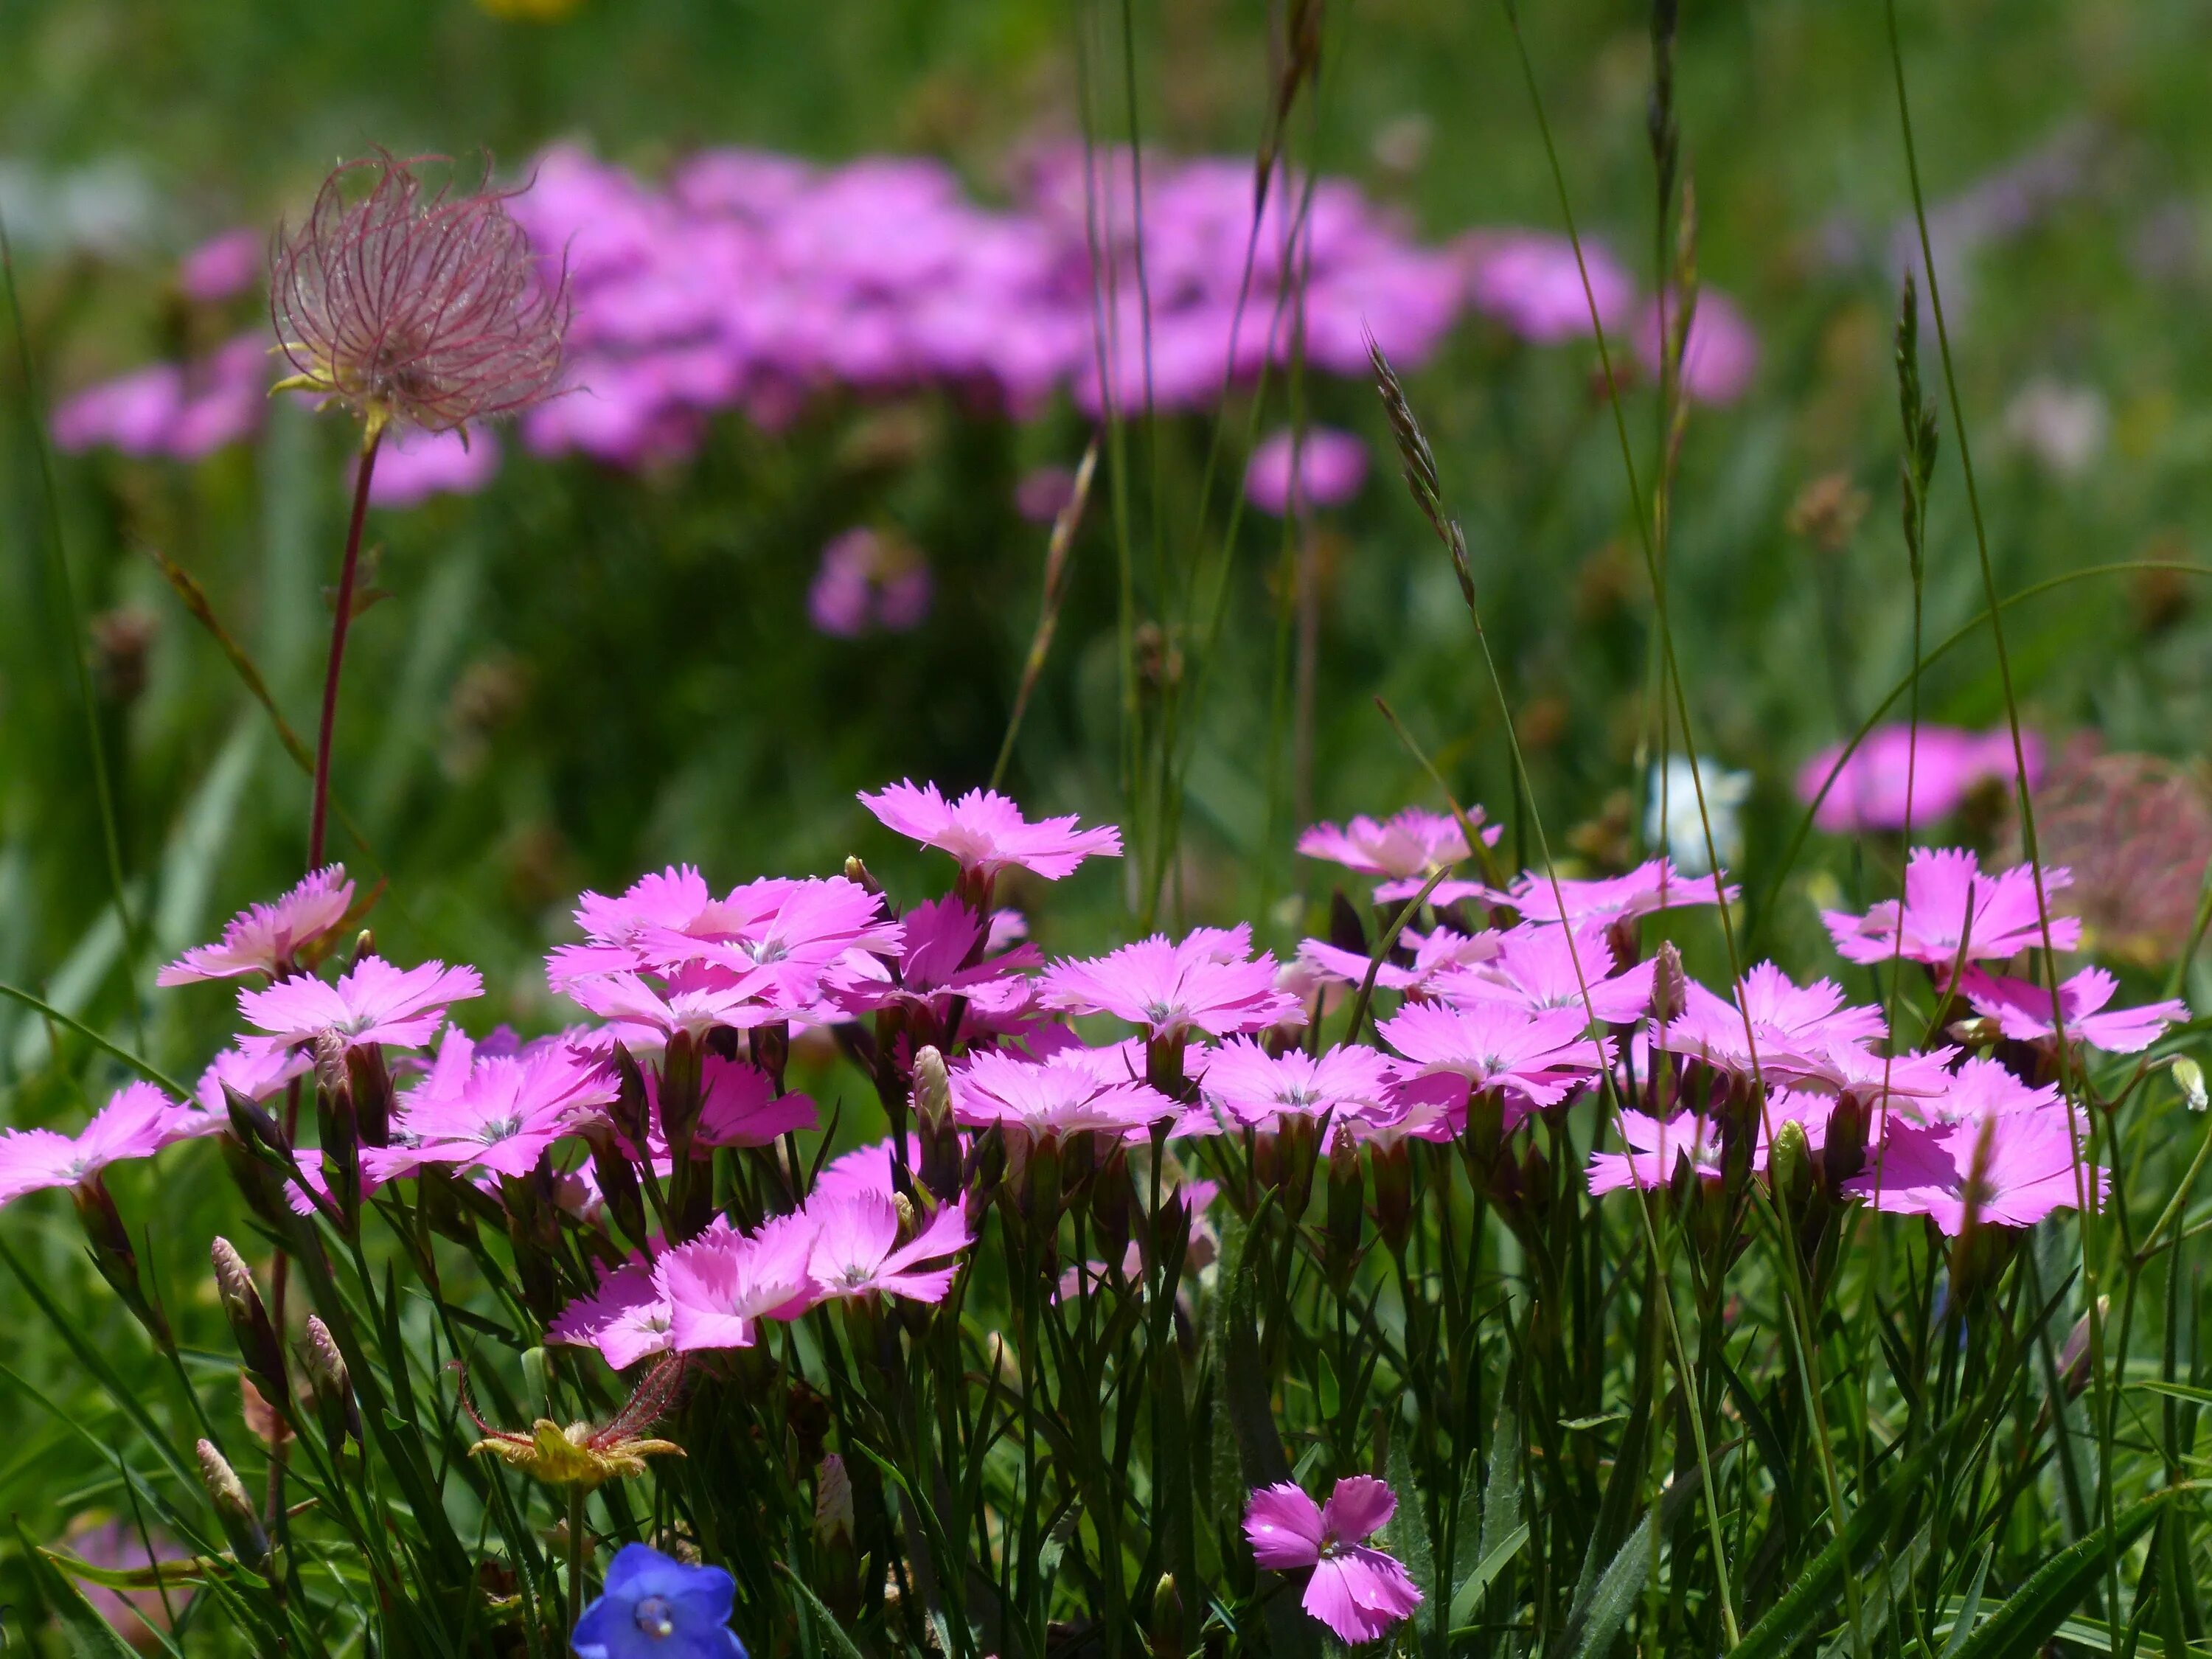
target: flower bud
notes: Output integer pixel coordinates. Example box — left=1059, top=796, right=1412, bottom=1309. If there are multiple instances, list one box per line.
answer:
left=2173, top=1057, right=2208, bottom=1113
left=815, top=1453, right=856, bottom=1548
left=2059, top=1296, right=2108, bottom=1399
left=753, top=1021, right=790, bottom=1090
left=1091, top=1143, right=1134, bottom=1262
left=222, top=1083, right=290, bottom=1158
left=1651, top=940, right=1687, bottom=1024
left=1149, top=1572, right=1186, bottom=1659
left=304, top=1315, right=363, bottom=1456
left=1267, top=1114, right=1321, bottom=1220
left=1324, top=1124, right=1364, bottom=1294
left=74, top=1180, right=170, bottom=1346
left=1820, top=1096, right=1868, bottom=1192
left=608, top=1042, right=651, bottom=1146
left=344, top=1041, right=394, bottom=1149
left=914, top=1045, right=963, bottom=1203
left=658, top=1032, right=703, bottom=1165
left=1768, top=1119, right=1812, bottom=1212
left=1370, top=1140, right=1414, bottom=1253
left=589, top=1136, right=649, bottom=1248
left=211, top=1238, right=288, bottom=1405
left=842, top=855, right=883, bottom=897
left=196, top=1439, right=270, bottom=1571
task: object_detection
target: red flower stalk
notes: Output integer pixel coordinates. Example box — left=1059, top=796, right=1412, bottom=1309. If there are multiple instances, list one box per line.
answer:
left=270, top=150, right=568, bottom=438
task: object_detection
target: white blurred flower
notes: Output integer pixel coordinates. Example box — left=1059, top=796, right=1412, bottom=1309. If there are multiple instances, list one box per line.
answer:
left=1646, top=756, right=1751, bottom=877
left=2003, top=378, right=2108, bottom=479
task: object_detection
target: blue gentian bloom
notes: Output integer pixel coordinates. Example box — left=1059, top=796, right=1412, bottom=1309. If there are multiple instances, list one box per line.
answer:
left=573, top=1543, right=748, bottom=1659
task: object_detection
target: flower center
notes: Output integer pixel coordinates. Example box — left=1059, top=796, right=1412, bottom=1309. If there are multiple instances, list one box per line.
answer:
left=634, top=1594, right=677, bottom=1639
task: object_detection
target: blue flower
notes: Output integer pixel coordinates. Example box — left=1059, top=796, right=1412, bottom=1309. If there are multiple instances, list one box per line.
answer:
left=573, top=1543, right=748, bottom=1659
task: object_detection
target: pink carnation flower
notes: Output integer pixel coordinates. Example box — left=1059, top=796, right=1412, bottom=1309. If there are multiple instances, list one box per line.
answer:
left=1907, top=1055, right=2060, bottom=1129
left=178, top=226, right=264, bottom=304
left=1504, top=859, right=1735, bottom=928
left=948, top=1048, right=1178, bottom=1138
left=1464, top=230, right=1634, bottom=344
left=1378, top=1000, right=1610, bottom=1110
left=1823, top=848, right=2079, bottom=971
left=1435, top=925, right=1656, bottom=1024
left=1587, top=1108, right=1722, bottom=1195
left=158, top=866, right=355, bottom=984
left=1652, top=961, right=1885, bottom=1080
left=1040, top=926, right=1304, bottom=1040
left=367, top=1039, right=612, bottom=1182
left=859, top=780, right=1121, bottom=880
left=549, top=1256, right=675, bottom=1369
left=1242, top=1476, right=1423, bottom=1644
left=0, top=1082, right=183, bottom=1206
left=239, top=954, right=482, bottom=1054
left=1958, top=965, right=2187, bottom=1054
left=1243, top=426, right=1369, bottom=516
left=810, top=1134, right=928, bottom=1203
left=611, top=1053, right=816, bottom=1158
left=1846, top=1113, right=2104, bottom=1233
left=658, top=1214, right=819, bottom=1352
left=1200, top=1039, right=1395, bottom=1127
left=367, top=425, right=502, bottom=509
left=800, top=1191, right=973, bottom=1306
left=1298, top=807, right=1499, bottom=885
left=827, top=894, right=1040, bottom=1025
left=1798, top=726, right=2037, bottom=836
left=1297, top=925, right=1502, bottom=998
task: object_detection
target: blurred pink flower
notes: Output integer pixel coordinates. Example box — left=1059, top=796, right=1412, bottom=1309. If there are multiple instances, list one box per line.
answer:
left=1464, top=230, right=1633, bottom=343
left=807, top=527, right=932, bottom=638
left=1243, top=426, right=1368, bottom=516
left=1015, top=465, right=1078, bottom=524
left=160, top=866, right=355, bottom=985
left=1637, top=288, right=1759, bottom=404
left=178, top=227, right=264, bottom=304
left=1242, top=1476, right=1422, bottom=1644
left=1798, top=725, right=2037, bottom=835
left=62, top=1515, right=192, bottom=1650
left=367, top=425, right=503, bottom=508
left=1298, top=807, right=1497, bottom=883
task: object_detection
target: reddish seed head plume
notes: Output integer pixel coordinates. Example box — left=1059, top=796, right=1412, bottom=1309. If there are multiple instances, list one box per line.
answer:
left=269, top=150, right=568, bottom=437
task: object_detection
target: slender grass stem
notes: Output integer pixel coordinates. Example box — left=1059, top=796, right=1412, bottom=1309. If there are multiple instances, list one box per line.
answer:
left=1, top=213, right=147, bottom=1043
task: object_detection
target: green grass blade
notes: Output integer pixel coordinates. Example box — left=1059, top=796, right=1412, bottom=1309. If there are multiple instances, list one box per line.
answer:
left=14, top=1514, right=158, bottom=1658
left=1947, top=1485, right=2197, bottom=1659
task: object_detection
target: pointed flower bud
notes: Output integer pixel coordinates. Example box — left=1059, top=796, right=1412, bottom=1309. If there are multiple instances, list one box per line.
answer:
left=1769, top=1118, right=1812, bottom=1211
left=1651, top=940, right=1688, bottom=1025
left=815, top=1454, right=856, bottom=1548
left=912, top=1046, right=952, bottom=1135
left=196, top=1439, right=271, bottom=1571
left=304, top=1315, right=362, bottom=1454
left=270, top=150, right=567, bottom=437
left=2173, top=1057, right=2208, bottom=1113
left=211, top=1238, right=288, bottom=1405
left=2059, top=1297, right=2108, bottom=1399
left=1324, top=1123, right=1364, bottom=1294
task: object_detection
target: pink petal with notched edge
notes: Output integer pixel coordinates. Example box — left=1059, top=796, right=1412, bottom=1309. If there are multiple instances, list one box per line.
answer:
left=1318, top=1475, right=1397, bottom=1544
left=1242, top=1483, right=1325, bottom=1568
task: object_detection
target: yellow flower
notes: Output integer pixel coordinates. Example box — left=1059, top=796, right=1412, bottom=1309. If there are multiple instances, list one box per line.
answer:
left=469, top=1419, right=683, bottom=1490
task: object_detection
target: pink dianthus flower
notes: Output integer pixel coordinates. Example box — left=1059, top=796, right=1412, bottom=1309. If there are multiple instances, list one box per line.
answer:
left=948, top=1048, right=1178, bottom=1138
left=1958, top=965, right=2186, bottom=1054
left=1823, top=848, right=2078, bottom=971
left=549, top=1256, right=676, bottom=1370
left=799, top=1191, right=973, bottom=1306
left=0, top=1082, right=184, bottom=1206
left=860, top=779, right=1121, bottom=880
left=1200, top=1039, right=1395, bottom=1128
left=1846, top=1113, right=2104, bottom=1233
left=158, top=866, right=355, bottom=985
left=1378, top=1000, right=1609, bottom=1110
left=1242, top=1476, right=1423, bottom=1644
left=1040, top=925, right=1304, bottom=1040
left=238, top=954, right=481, bottom=1054
left=1503, top=859, right=1734, bottom=928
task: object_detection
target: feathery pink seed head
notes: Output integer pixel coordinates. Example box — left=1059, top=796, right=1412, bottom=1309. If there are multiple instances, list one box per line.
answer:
left=270, top=150, right=568, bottom=437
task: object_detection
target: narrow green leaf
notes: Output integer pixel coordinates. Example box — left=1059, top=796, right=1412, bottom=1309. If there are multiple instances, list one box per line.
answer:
left=1733, top=1426, right=1957, bottom=1659
left=775, top=1561, right=868, bottom=1659
left=15, top=1516, right=149, bottom=1657
left=1949, top=1485, right=2197, bottom=1659
left=1447, top=1522, right=1530, bottom=1632
left=1942, top=1545, right=1993, bottom=1658
left=1561, top=1467, right=1703, bottom=1659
